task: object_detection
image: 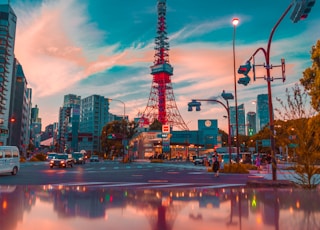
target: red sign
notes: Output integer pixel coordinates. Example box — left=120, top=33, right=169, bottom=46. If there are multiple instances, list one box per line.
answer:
left=162, top=125, right=170, bottom=133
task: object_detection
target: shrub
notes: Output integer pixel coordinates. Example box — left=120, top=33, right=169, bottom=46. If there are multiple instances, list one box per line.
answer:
left=150, top=159, right=163, bottom=163
left=221, top=163, right=249, bottom=174
left=30, top=153, right=47, bottom=162
left=20, top=157, right=26, bottom=163
left=243, top=164, right=258, bottom=170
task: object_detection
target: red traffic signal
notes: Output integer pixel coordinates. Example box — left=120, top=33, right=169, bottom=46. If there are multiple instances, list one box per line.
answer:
left=290, top=0, right=316, bottom=23
left=10, top=117, right=16, bottom=123
left=238, top=61, right=252, bottom=75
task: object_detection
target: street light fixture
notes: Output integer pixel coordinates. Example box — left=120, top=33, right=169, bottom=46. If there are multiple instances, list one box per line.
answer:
left=232, top=17, right=240, bottom=163
left=188, top=91, right=234, bottom=164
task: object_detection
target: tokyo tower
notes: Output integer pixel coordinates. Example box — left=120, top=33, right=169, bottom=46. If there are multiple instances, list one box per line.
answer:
left=140, top=0, right=189, bottom=131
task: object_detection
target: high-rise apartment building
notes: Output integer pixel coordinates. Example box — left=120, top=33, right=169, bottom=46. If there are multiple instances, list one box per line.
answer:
left=30, top=105, right=42, bottom=148
left=256, top=94, right=270, bottom=131
left=79, top=95, right=110, bottom=154
left=58, top=94, right=81, bottom=152
left=8, top=59, right=32, bottom=156
left=0, top=4, right=17, bottom=145
left=230, top=104, right=246, bottom=136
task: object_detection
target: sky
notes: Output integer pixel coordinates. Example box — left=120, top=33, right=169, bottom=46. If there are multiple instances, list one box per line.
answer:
left=3, top=0, right=320, bottom=131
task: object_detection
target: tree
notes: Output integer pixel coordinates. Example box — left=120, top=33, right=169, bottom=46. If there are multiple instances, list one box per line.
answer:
left=300, top=40, right=320, bottom=112
left=218, top=129, right=228, bottom=146
left=275, top=83, right=320, bottom=189
left=101, top=120, right=138, bottom=159
left=149, top=119, right=162, bottom=131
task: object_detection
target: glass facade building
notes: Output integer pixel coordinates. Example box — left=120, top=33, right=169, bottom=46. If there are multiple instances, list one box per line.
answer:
left=79, top=95, right=110, bottom=153
left=256, top=94, right=270, bottom=131
left=0, top=5, right=16, bottom=145
left=58, top=94, right=81, bottom=152
left=230, top=104, right=246, bottom=136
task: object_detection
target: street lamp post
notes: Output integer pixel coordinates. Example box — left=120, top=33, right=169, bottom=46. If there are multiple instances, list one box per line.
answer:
left=108, top=98, right=126, bottom=161
left=237, top=0, right=316, bottom=180
left=232, top=17, right=240, bottom=163
left=188, top=91, right=234, bottom=164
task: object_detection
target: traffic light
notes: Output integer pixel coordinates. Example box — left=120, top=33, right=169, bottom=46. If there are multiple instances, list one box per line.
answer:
left=188, top=100, right=201, bottom=111
left=107, top=133, right=116, bottom=140
left=290, top=0, right=316, bottom=23
left=9, top=117, right=16, bottom=123
left=221, top=91, right=234, bottom=100
left=238, top=76, right=251, bottom=86
left=238, top=61, right=251, bottom=75
left=237, top=61, right=252, bottom=86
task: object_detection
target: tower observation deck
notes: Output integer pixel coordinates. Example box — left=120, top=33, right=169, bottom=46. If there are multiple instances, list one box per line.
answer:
left=140, top=0, right=188, bottom=131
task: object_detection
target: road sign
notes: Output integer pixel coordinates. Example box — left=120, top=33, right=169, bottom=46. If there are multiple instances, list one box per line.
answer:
left=162, top=125, right=170, bottom=133
left=262, top=139, right=271, bottom=147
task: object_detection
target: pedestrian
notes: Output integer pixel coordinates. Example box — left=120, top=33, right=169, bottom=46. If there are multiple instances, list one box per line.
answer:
left=256, top=154, right=261, bottom=170
left=212, top=151, right=220, bottom=177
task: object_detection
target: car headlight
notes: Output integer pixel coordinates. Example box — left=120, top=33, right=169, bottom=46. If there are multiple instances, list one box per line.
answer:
left=50, top=160, right=54, bottom=163
left=61, top=160, right=65, bottom=164
left=79, top=158, right=83, bottom=161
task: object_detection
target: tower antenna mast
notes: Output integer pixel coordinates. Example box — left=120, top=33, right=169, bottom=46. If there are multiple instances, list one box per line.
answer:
left=140, top=0, right=188, bottom=131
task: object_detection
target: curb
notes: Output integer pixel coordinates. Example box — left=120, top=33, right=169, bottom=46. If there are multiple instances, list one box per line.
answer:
left=246, top=179, right=298, bottom=188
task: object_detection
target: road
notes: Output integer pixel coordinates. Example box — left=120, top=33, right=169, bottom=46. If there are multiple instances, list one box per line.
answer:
left=0, top=160, right=267, bottom=189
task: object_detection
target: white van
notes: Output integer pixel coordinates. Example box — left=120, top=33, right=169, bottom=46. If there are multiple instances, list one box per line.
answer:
left=0, top=146, right=20, bottom=175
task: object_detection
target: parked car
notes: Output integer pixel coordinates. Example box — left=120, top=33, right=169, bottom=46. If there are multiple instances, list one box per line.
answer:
left=72, top=152, right=86, bottom=164
left=90, top=155, right=99, bottom=162
left=193, top=155, right=209, bottom=165
left=49, top=154, right=74, bottom=168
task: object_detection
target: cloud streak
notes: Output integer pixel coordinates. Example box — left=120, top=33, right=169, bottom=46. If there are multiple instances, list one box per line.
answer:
left=11, top=0, right=320, bottom=131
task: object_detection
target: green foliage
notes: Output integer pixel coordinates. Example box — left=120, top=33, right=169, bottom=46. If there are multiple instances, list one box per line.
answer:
left=275, top=82, right=320, bottom=189
left=300, top=40, right=320, bottom=112
left=101, top=120, right=138, bottom=158
left=149, top=119, right=163, bottom=131
left=220, top=163, right=249, bottom=174
left=294, top=164, right=320, bottom=189
left=275, top=84, right=314, bottom=120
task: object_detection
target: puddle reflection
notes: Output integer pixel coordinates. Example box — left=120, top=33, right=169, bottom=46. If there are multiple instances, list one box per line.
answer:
left=1, top=185, right=320, bottom=230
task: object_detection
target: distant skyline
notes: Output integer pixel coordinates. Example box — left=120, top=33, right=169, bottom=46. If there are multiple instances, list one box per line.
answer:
left=3, top=0, right=320, bottom=131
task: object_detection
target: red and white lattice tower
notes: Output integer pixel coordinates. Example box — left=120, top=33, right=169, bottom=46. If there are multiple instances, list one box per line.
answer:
left=140, top=0, right=189, bottom=131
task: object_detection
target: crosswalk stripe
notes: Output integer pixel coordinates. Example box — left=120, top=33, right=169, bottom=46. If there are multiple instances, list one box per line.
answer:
left=50, top=181, right=245, bottom=190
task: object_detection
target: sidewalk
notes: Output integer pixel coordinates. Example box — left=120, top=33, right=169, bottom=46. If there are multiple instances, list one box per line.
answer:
left=248, top=165, right=320, bottom=188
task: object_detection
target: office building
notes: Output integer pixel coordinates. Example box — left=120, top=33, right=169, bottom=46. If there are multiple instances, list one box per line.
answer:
left=230, top=104, right=246, bottom=136
left=8, top=59, right=32, bottom=156
left=30, top=105, right=42, bottom=148
left=0, top=4, right=17, bottom=145
left=58, top=94, right=81, bottom=152
left=256, top=94, right=270, bottom=131
left=79, top=95, right=110, bottom=154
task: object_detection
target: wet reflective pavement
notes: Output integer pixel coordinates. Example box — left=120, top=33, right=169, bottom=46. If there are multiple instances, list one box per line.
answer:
left=1, top=184, right=319, bottom=230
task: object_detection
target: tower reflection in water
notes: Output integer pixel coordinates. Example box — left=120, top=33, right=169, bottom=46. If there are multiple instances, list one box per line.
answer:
left=0, top=185, right=319, bottom=230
